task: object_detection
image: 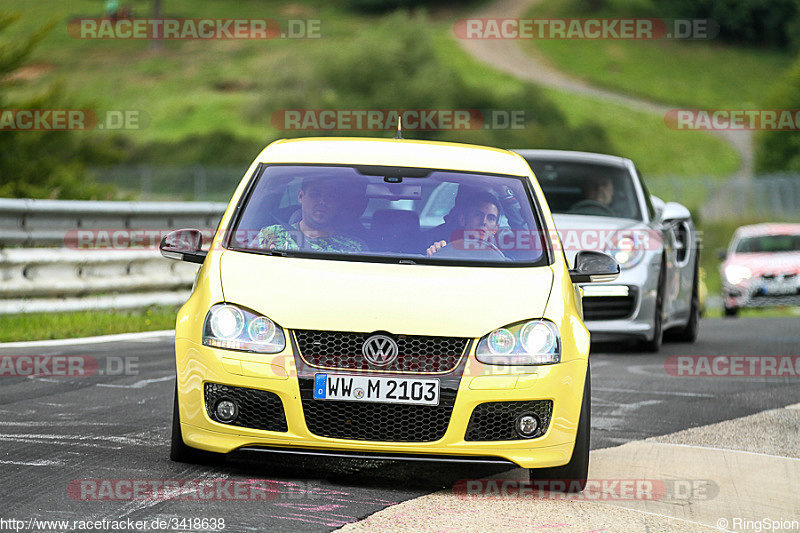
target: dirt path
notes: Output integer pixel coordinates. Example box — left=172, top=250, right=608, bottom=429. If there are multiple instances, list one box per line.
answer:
left=457, top=0, right=753, bottom=180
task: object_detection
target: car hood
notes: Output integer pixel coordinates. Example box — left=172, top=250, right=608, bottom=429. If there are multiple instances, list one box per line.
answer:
left=724, top=252, right=800, bottom=276
left=551, top=214, right=653, bottom=264
left=219, top=251, right=554, bottom=337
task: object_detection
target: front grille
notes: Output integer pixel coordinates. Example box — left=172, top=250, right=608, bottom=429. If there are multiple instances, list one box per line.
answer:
left=299, top=376, right=457, bottom=442
left=204, top=383, right=288, bottom=432
left=583, top=293, right=636, bottom=321
left=465, top=400, right=553, bottom=441
left=301, top=397, right=454, bottom=442
left=748, top=294, right=800, bottom=307
left=294, top=329, right=468, bottom=373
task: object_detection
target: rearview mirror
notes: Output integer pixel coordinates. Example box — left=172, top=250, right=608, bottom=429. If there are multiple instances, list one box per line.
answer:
left=569, top=251, right=620, bottom=283
left=160, top=229, right=207, bottom=264
left=717, top=248, right=727, bottom=261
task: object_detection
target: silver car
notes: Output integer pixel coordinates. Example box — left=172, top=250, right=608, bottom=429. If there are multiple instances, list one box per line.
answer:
left=513, top=150, right=700, bottom=351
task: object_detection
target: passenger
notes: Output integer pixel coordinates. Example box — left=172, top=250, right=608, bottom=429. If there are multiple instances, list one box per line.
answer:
left=257, top=177, right=367, bottom=253
left=426, top=191, right=501, bottom=257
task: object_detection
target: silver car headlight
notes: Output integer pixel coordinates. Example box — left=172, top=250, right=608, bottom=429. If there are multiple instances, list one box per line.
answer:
left=203, top=303, right=286, bottom=353
left=475, top=320, right=560, bottom=365
left=724, top=265, right=752, bottom=285
left=607, top=235, right=645, bottom=269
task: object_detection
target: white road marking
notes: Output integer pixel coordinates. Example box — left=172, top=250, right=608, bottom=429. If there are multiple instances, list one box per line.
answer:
left=0, top=330, right=174, bottom=349
left=609, top=399, right=663, bottom=417
left=595, top=386, right=714, bottom=398
left=0, top=459, right=63, bottom=466
left=96, top=375, right=174, bottom=389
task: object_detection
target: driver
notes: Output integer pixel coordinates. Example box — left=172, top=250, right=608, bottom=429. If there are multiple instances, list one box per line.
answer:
left=426, top=192, right=501, bottom=257
left=257, top=177, right=367, bottom=253
left=580, top=175, right=614, bottom=207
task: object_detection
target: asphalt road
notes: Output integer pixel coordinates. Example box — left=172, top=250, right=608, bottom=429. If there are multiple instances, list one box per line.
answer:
left=1, top=317, right=798, bottom=532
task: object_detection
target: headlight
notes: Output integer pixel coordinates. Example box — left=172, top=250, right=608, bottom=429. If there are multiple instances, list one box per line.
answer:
left=724, top=265, right=752, bottom=285
left=607, top=235, right=644, bottom=269
left=203, top=303, right=286, bottom=353
left=476, top=320, right=560, bottom=365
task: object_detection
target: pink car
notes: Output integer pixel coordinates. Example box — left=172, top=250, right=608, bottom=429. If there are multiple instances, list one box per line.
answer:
left=720, top=223, right=800, bottom=316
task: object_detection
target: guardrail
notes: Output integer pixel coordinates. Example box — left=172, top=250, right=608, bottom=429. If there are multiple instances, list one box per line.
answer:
left=0, top=198, right=227, bottom=314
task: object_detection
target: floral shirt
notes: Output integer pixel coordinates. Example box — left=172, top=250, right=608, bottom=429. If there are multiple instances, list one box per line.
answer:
left=256, top=224, right=366, bottom=253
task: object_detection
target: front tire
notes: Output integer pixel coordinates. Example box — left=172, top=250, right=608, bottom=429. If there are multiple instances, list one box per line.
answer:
left=724, top=306, right=739, bottom=317
left=667, top=255, right=700, bottom=343
left=528, top=365, right=590, bottom=492
left=638, top=256, right=665, bottom=352
left=170, top=385, right=224, bottom=464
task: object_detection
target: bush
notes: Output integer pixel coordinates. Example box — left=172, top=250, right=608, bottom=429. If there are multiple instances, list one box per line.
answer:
left=0, top=15, right=118, bottom=199
left=342, top=0, right=475, bottom=13
left=269, top=11, right=611, bottom=153
left=579, top=0, right=800, bottom=49
left=754, top=54, right=800, bottom=173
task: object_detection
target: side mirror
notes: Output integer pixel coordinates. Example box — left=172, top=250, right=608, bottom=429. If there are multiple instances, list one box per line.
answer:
left=660, top=202, right=691, bottom=224
left=569, top=251, right=620, bottom=283
left=717, top=248, right=727, bottom=261
left=650, top=195, right=665, bottom=220
left=160, top=229, right=207, bottom=264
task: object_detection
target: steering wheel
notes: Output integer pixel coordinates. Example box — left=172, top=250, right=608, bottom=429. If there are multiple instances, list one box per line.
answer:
left=568, top=200, right=615, bottom=216
left=430, top=238, right=507, bottom=260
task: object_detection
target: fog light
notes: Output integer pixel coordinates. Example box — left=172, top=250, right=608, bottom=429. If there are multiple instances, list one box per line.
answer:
left=215, top=399, right=238, bottom=423
left=515, top=414, right=540, bottom=438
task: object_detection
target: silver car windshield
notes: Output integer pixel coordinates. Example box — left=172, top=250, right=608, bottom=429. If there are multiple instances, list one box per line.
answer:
left=527, top=160, right=642, bottom=221
left=228, top=164, right=548, bottom=265
left=735, top=234, right=800, bottom=253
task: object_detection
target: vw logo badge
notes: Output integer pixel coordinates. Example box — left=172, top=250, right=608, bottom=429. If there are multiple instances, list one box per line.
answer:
left=362, top=334, right=399, bottom=367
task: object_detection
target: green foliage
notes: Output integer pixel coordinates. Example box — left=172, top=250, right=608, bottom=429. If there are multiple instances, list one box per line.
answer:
left=754, top=54, right=800, bottom=173
left=0, top=14, right=117, bottom=199
left=579, top=0, right=800, bottom=49
left=261, top=11, right=611, bottom=153
left=341, top=0, right=469, bottom=13
left=0, top=305, right=178, bottom=342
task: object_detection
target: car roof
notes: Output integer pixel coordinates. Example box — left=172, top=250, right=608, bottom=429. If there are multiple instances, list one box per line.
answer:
left=257, top=137, right=532, bottom=176
left=511, top=149, right=630, bottom=169
left=734, top=223, right=800, bottom=238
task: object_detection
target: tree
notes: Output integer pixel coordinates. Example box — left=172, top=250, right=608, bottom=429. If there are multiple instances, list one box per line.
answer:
left=150, top=0, right=163, bottom=52
left=0, top=14, right=115, bottom=199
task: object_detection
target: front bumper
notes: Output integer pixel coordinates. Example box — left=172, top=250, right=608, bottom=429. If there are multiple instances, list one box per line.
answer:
left=579, top=256, right=659, bottom=341
left=723, top=279, right=800, bottom=309
left=175, top=338, right=587, bottom=469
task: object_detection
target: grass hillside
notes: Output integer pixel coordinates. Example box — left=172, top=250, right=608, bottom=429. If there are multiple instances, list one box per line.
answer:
left=522, top=0, right=794, bottom=109
left=3, top=0, right=741, bottom=192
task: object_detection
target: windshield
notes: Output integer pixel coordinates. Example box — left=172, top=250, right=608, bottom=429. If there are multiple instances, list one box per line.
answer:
left=735, top=234, right=800, bottom=253
left=227, top=164, right=548, bottom=265
left=525, top=159, right=642, bottom=220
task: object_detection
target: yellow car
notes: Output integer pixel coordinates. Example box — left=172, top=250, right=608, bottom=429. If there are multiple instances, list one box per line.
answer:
left=160, top=137, right=619, bottom=491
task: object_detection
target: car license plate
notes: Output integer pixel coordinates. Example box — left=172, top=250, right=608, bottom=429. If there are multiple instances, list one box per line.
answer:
left=313, top=374, right=440, bottom=406
left=763, top=281, right=796, bottom=295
